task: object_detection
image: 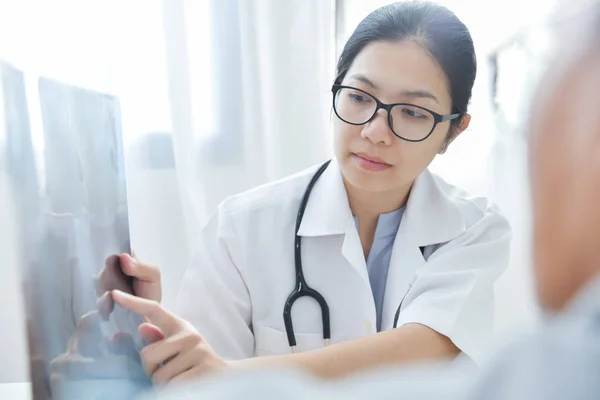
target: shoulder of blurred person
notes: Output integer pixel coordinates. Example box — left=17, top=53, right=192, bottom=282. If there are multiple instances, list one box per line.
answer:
left=465, top=275, right=600, bottom=400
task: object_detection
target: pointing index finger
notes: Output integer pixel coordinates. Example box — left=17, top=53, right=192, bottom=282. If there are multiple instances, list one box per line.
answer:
left=111, top=290, right=178, bottom=336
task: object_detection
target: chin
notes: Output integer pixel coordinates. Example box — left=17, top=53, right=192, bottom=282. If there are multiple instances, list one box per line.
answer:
left=340, top=158, right=391, bottom=193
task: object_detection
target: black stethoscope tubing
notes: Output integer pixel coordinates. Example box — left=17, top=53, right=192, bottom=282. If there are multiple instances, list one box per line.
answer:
left=282, top=159, right=406, bottom=351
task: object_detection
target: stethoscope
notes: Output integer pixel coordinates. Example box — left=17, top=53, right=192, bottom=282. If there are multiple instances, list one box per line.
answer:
left=282, top=159, right=409, bottom=352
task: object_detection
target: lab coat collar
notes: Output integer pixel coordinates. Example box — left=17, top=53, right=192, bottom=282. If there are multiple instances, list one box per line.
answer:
left=379, top=171, right=468, bottom=330
left=297, top=158, right=352, bottom=237
left=403, top=169, right=467, bottom=246
left=297, top=159, right=466, bottom=246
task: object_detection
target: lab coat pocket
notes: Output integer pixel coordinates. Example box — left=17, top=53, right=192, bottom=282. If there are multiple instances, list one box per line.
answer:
left=254, top=325, right=346, bottom=356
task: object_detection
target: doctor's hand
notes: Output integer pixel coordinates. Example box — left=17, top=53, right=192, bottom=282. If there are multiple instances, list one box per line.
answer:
left=112, top=290, right=229, bottom=385
left=98, top=253, right=162, bottom=303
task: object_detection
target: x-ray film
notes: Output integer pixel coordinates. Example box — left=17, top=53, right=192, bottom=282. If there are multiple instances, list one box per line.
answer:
left=1, top=62, right=151, bottom=399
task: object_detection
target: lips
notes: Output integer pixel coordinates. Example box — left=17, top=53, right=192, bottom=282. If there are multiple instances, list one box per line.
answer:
left=354, top=152, right=388, bottom=164
left=352, top=152, right=391, bottom=172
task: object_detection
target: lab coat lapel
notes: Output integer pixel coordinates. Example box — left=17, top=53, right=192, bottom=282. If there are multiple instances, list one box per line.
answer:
left=296, top=159, right=369, bottom=283
left=381, top=169, right=467, bottom=330
left=340, top=217, right=369, bottom=284
left=296, top=159, right=351, bottom=237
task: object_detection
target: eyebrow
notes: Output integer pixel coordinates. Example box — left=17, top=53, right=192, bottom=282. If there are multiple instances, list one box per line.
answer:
left=347, top=73, right=440, bottom=104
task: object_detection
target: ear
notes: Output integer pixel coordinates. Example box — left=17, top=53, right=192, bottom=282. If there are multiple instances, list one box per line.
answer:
left=439, top=114, right=471, bottom=154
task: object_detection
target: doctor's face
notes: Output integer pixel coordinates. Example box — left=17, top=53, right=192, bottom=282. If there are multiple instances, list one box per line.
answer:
left=333, top=40, right=464, bottom=195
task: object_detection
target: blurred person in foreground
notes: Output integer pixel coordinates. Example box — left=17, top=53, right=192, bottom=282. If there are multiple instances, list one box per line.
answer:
left=128, top=0, right=600, bottom=398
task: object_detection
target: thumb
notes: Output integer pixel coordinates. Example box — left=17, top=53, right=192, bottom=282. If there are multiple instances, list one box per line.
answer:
left=139, top=322, right=164, bottom=343
left=119, top=254, right=160, bottom=283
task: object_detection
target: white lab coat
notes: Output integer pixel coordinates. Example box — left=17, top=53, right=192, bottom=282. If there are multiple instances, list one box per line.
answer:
left=176, top=159, right=511, bottom=365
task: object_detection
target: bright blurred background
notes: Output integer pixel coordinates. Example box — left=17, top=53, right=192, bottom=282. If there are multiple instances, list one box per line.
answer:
left=0, top=0, right=563, bottom=384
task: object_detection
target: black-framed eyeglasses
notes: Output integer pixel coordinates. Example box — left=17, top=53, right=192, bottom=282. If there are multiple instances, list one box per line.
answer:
left=331, top=84, right=461, bottom=142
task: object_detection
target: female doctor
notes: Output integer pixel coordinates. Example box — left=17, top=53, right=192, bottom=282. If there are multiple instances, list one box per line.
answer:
left=110, top=1, right=511, bottom=383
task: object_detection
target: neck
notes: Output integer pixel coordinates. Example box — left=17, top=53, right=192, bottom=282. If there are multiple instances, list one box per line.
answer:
left=345, top=181, right=412, bottom=219
left=344, top=178, right=413, bottom=258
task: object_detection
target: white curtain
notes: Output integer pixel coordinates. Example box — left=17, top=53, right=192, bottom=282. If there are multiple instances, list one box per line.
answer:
left=163, top=0, right=336, bottom=247
left=156, top=0, right=336, bottom=304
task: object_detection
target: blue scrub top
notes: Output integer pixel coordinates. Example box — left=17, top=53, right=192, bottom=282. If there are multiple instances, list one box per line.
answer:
left=354, top=207, right=405, bottom=331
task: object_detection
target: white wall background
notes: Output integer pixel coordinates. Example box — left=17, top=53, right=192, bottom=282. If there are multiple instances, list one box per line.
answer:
left=0, top=0, right=560, bottom=384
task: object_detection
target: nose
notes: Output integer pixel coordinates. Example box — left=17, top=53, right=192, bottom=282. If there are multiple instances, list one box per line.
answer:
left=360, top=109, right=394, bottom=145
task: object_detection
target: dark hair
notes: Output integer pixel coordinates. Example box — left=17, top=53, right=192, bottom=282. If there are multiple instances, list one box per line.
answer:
left=335, top=0, right=476, bottom=132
